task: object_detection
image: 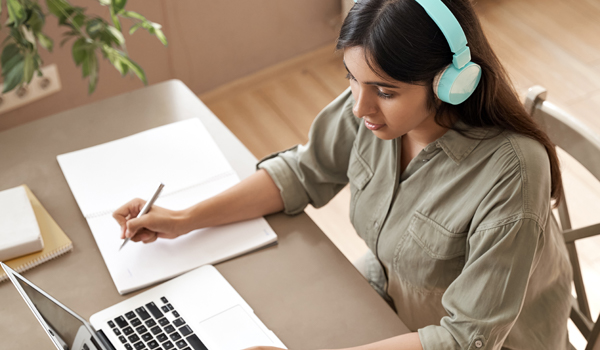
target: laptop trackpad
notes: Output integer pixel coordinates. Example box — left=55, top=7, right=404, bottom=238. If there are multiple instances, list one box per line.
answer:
left=197, top=305, right=274, bottom=350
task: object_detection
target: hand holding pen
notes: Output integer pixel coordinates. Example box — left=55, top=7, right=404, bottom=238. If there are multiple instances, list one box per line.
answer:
left=112, top=183, right=192, bottom=249
left=116, top=183, right=164, bottom=250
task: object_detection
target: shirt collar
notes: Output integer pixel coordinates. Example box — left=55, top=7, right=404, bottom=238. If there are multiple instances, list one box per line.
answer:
left=432, top=121, right=492, bottom=164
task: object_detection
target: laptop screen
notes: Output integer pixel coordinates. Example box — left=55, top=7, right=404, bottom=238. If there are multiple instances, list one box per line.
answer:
left=14, top=274, right=99, bottom=350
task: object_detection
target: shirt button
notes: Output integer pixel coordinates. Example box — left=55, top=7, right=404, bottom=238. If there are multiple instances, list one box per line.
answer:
left=374, top=222, right=379, bottom=229
left=475, top=340, right=483, bottom=348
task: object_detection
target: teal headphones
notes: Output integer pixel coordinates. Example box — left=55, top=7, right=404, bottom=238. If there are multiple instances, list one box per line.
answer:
left=352, top=0, right=482, bottom=105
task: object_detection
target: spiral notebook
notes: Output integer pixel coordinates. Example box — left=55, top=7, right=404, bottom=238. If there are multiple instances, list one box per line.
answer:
left=57, top=118, right=278, bottom=295
left=0, top=185, right=73, bottom=283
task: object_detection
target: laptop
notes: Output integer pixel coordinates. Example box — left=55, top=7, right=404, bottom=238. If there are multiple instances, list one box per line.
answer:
left=2, top=262, right=286, bottom=350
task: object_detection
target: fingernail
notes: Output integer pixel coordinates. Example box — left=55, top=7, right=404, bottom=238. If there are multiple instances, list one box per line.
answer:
left=125, top=229, right=131, bottom=238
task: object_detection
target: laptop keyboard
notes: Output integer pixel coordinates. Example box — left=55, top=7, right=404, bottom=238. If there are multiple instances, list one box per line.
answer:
left=107, top=297, right=207, bottom=350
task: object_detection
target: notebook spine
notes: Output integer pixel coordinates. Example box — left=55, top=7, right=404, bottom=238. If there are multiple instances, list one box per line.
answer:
left=0, top=243, right=73, bottom=283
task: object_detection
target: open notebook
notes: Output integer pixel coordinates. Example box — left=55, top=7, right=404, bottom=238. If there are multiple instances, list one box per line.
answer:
left=57, top=118, right=277, bottom=294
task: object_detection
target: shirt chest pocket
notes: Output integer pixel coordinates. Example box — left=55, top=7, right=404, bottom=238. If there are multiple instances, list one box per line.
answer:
left=393, top=211, right=467, bottom=295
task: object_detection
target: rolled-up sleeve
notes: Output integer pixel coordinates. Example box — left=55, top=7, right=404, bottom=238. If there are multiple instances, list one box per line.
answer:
left=257, top=88, right=359, bottom=215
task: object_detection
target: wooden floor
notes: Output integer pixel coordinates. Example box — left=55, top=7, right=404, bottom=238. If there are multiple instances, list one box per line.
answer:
left=200, top=0, right=600, bottom=347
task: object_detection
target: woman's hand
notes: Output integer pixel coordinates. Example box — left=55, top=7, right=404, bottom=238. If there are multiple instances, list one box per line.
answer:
left=112, top=170, right=284, bottom=244
left=112, top=198, right=190, bottom=244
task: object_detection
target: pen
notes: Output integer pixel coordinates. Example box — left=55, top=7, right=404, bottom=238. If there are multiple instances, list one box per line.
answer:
left=118, top=183, right=165, bottom=251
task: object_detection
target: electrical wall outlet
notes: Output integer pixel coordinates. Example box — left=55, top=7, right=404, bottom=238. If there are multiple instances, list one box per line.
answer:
left=0, top=64, right=62, bottom=115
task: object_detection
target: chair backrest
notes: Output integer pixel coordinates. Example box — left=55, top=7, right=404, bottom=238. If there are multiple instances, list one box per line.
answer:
left=525, top=86, right=600, bottom=350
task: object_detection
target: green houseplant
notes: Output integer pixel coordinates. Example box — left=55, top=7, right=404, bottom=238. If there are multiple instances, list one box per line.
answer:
left=1, top=0, right=167, bottom=94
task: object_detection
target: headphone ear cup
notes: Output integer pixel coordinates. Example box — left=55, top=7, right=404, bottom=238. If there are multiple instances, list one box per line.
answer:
left=433, top=62, right=482, bottom=105
left=432, top=65, right=449, bottom=102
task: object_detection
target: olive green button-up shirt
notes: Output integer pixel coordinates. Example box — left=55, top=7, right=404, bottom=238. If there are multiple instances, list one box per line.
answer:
left=258, top=88, right=572, bottom=350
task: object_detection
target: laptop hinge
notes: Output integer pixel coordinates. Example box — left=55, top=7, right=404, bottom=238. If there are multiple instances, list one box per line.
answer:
left=95, top=329, right=116, bottom=350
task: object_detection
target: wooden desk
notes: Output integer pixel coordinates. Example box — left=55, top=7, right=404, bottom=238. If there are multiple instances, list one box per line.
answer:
left=0, top=80, right=408, bottom=349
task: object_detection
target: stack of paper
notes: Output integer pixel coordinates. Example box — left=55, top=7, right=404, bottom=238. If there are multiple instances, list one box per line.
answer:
left=57, top=119, right=277, bottom=294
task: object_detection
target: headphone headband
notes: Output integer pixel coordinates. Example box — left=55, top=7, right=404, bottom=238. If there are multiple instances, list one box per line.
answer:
left=352, top=0, right=472, bottom=69
left=413, top=0, right=470, bottom=69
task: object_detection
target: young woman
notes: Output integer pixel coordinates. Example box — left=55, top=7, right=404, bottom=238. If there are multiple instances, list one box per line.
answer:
left=113, top=0, right=573, bottom=348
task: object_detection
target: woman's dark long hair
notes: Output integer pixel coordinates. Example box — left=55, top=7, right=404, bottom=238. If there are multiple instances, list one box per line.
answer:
left=336, top=0, right=563, bottom=204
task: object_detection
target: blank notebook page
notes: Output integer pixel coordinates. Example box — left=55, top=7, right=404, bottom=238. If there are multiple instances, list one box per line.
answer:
left=57, top=118, right=277, bottom=294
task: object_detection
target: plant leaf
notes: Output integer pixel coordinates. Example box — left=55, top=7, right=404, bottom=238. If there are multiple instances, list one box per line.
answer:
left=35, top=54, right=43, bottom=72
left=6, top=0, right=26, bottom=26
left=120, top=10, right=145, bottom=20
left=82, top=49, right=97, bottom=79
left=86, top=17, right=105, bottom=39
left=9, top=26, right=32, bottom=48
left=23, top=53, right=36, bottom=83
left=98, top=0, right=110, bottom=5
left=88, top=74, right=98, bottom=93
left=2, top=52, right=24, bottom=83
left=2, top=59, right=24, bottom=93
left=111, top=0, right=127, bottom=14
left=119, top=55, right=146, bottom=84
left=22, top=26, right=37, bottom=47
left=86, top=52, right=99, bottom=94
left=101, top=44, right=125, bottom=75
left=102, top=45, right=145, bottom=83
left=152, top=26, right=167, bottom=46
left=109, top=5, right=121, bottom=31
left=2, top=52, right=24, bottom=75
left=45, top=0, right=71, bottom=21
left=120, top=61, right=128, bottom=75
left=72, top=37, right=89, bottom=66
left=107, top=25, right=124, bottom=46
left=130, top=20, right=168, bottom=46
left=112, top=57, right=128, bottom=76
left=27, top=6, right=46, bottom=33
left=111, top=59, right=125, bottom=75
left=129, top=22, right=142, bottom=35
left=81, top=55, right=91, bottom=77
left=82, top=50, right=100, bottom=95
left=1, top=43, right=20, bottom=67
left=36, top=32, right=54, bottom=51
left=71, top=11, right=86, bottom=29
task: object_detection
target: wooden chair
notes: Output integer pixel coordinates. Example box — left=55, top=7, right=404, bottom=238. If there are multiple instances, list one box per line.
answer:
left=525, top=86, right=600, bottom=350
